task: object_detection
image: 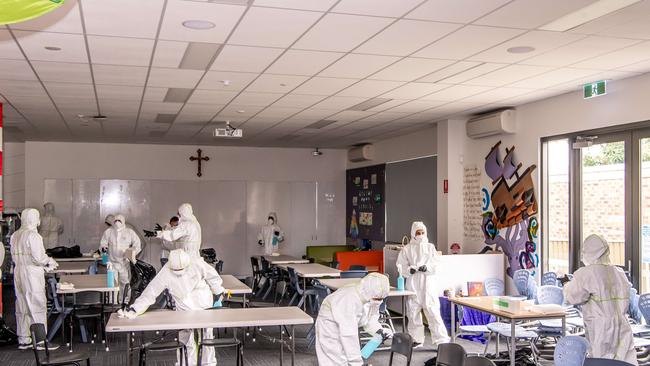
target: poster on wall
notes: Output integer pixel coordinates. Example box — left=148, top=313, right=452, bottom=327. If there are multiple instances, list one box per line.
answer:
left=346, top=164, right=385, bottom=242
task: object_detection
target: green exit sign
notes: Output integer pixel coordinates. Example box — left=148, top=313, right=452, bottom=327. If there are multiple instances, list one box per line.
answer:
left=584, top=80, right=606, bottom=99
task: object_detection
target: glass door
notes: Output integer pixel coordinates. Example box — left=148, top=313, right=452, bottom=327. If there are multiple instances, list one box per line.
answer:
left=636, top=131, right=650, bottom=292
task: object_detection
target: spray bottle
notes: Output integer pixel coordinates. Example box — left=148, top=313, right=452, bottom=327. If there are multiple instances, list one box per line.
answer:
left=106, top=262, right=115, bottom=288
left=361, top=333, right=384, bottom=359
left=396, top=264, right=405, bottom=291
left=101, top=248, right=108, bottom=265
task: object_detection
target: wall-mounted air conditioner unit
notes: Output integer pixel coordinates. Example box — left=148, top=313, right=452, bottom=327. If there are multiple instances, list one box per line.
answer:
left=348, top=144, right=374, bottom=162
left=466, top=109, right=516, bottom=139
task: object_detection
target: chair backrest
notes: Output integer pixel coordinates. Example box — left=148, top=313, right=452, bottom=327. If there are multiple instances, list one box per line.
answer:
left=312, top=282, right=331, bottom=313
left=349, top=264, right=367, bottom=270
left=46, top=277, right=63, bottom=312
left=638, top=293, right=650, bottom=324
left=340, top=270, right=368, bottom=278
left=287, top=267, right=300, bottom=292
left=514, top=269, right=532, bottom=297
left=554, top=336, right=589, bottom=366
left=389, top=333, right=413, bottom=365
left=537, top=285, right=564, bottom=305
left=483, top=278, right=505, bottom=296
left=628, top=287, right=642, bottom=323
left=436, top=342, right=466, bottom=366
left=250, top=257, right=260, bottom=274
left=260, top=256, right=270, bottom=271
left=215, top=260, right=224, bottom=274
left=464, top=356, right=497, bottom=366
left=583, top=358, right=636, bottom=366
left=30, top=323, right=49, bottom=362
left=541, top=272, right=558, bottom=286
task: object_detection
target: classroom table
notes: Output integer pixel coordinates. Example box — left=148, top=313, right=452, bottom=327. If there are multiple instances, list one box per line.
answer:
left=262, top=255, right=309, bottom=265
left=317, top=278, right=415, bottom=332
left=107, top=307, right=313, bottom=366
left=54, top=255, right=97, bottom=263
left=276, top=263, right=340, bottom=310
left=450, top=296, right=567, bottom=366
left=220, top=274, right=252, bottom=307
left=52, top=261, right=92, bottom=274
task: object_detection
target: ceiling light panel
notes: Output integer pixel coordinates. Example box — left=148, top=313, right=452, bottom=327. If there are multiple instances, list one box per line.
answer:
left=0, top=59, right=37, bottom=81
left=332, top=0, right=423, bottom=17
left=337, top=80, right=404, bottom=98
left=93, top=65, right=148, bottom=86
left=369, top=58, right=454, bottom=81
left=540, top=0, right=641, bottom=32
left=229, top=7, right=321, bottom=47
left=198, top=71, right=259, bottom=91
left=12, top=0, right=82, bottom=34
left=88, top=35, right=154, bottom=66
left=406, top=0, right=510, bottom=23
left=293, top=13, right=393, bottom=52
left=468, top=31, right=585, bottom=63
left=521, top=36, right=640, bottom=67
left=13, top=31, right=87, bottom=63
left=245, top=74, right=309, bottom=93
left=292, top=77, right=358, bottom=95
left=474, top=0, right=595, bottom=29
left=319, top=54, right=400, bottom=79
left=147, top=68, right=204, bottom=88
left=355, top=20, right=461, bottom=56
left=160, top=0, right=245, bottom=42
left=266, top=50, right=343, bottom=76
left=155, top=113, right=177, bottom=124
left=179, top=42, right=221, bottom=70
left=211, top=45, right=283, bottom=72
left=346, top=98, right=393, bottom=111
left=362, top=99, right=410, bottom=112
left=414, top=25, right=525, bottom=60
left=83, top=0, right=165, bottom=38
left=163, top=88, right=194, bottom=103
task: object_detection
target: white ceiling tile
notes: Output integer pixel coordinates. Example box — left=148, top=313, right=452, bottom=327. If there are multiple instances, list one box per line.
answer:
left=336, top=80, right=404, bottom=98
left=230, top=7, right=321, bottom=48
left=82, top=0, right=164, bottom=38
left=252, top=0, right=336, bottom=11
left=388, top=100, right=447, bottom=113
left=0, top=30, right=24, bottom=60
left=420, top=85, right=494, bottom=101
left=14, top=31, right=87, bottom=63
left=174, top=109, right=218, bottom=125
left=32, top=61, right=92, bottom=84
left=572, top=41, right=650, bottom=70
left=427, top=100, right=485, bottom=115
left=406, top=0, right=510, bottom=23
left=272, top=94, right=326, bottom=108
left=255, top=107, right=303, bottom=120
left=462, top=87, right=537, bottom=103
left=284, top=109, right=341, bottom=123
left=356, top=20, right=461, bottom=56
left=147, top=68, right=203, bottom=88
left=245, top=74, right=309, bottom=93
left=0, top=80, right=47, bottom=97
left=319, top=54, right=400, bottom=78
left=503, top=88, right=566, bottom=105
left=294, top=13, right=392, bottom=52
left=230, top=92, right=283, bottom=107
left=198, top=71, right=259, bottom=91
left=438, top=63, right=507, bottom=84
left=152, top=40, right=187, bottom=68
left=88, top=36, right=154, bottom=66
left=332, top=0, right=423, bottom=17
left=510, top=68, right=600, bottom=89
left=571, top=2, right=650, bottom=40
left=267, top=49, right=343, bottom=76
left=96, top=85, right=143, bottom=101
left=218, top=105, right=266, bottom=119
left=380, top=82, right=448, bottom=99
left=141, top=101, right=183, bottom=114
left=464, top=64, right=554, bottom=86
left=143, top=87, right=168, bottom=102
left=93, top=65, right=148, bottom=86
left=211, top=45, right=283, bottom=72
left=369, top=58, right=454, bottom=81
left=617, top=59, right=650, bottom=73
left=311, top=96, right=368, bottom=110
left=187, top=89, right=237, bottom=105
left=182, top=103, right=223, bottom=115
left=468, top=31, right=586, bottom=63
left=292, top=77, right=358, bottom=95
left=417, top=61, right=483, bottom=82
left=160, top=0, right=245, bottom=43
left=521, top=36, right=640, bottom=67
left=0, top=59, right=36, bottom=81
left=414, top=25, right=525, bottom=60
left=474, top=0, right=596, bottom=29
left=12, top=0, right=83, bottom=34
left=45, top=82, right=95, bottom=98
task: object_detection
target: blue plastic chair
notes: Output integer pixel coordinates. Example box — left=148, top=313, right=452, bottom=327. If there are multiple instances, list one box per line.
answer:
left=514, top=269, right=533, bottom=298
left=484, top=278, right=505, bottom=296
left=340, top=270, right=368, bottom=278
left=537, top=285, right=564, bottom=305
left=554, top=336, right=589, bottom=366
left=541, top=272, right=558, bottom=286
left=638, top=293, right=650, bottom=324
left=629, top=288, right=642, bottom=324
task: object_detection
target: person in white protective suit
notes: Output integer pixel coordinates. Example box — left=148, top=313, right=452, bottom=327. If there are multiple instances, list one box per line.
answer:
left=315, top=272, right=393, bottom=366
left=564, top=234, right=637, bottom=365
left=100, top=214, right=141, bottom=297
left=257, top=212, right=285, bottom=256
left=38, top=202, right=63, bottom=248
left=104, top=214, right=146, bottom=257
left=159, top=216, right=180, bottom=264
left=156, top=203, right=202, bottom=257
left=396, top=221, right=449, bottom=348
left=118, top=249, right=225, bottom=366
left=11, top=208, right=59, bottom=349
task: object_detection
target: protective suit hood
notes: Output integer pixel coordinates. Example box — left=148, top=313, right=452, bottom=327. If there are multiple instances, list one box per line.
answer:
left=409, top=221, right=429, bottom=245
left=114, top=214, right=126, bottom=231
left=43, top=202, right=55, bottom=215
left=582, top=234, right=611, bottom=266
left=357, top=273, right=389, bottom=302
left=21, top=208, right=41, bottom=230
left=178, top=203, right=197, bottom=222
left=268, top=212, right=278, bottom=224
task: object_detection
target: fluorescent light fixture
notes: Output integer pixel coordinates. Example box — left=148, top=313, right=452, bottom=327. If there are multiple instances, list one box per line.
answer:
left=182, top=20, right=216, bottom=30
left=164, top=88, right=193, bottom=103
left=179, top=42, right=220, bottom=70
left=539, top=0, right=641, bottom=31
left=347, top=98, right=392, bottom=111
left=155, top=113, right=177, bottom=124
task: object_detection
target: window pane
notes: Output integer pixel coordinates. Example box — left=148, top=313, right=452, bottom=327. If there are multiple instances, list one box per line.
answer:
left=545, top=139, right=570, bottom=275
left=581, top=140, right=626, bottom=267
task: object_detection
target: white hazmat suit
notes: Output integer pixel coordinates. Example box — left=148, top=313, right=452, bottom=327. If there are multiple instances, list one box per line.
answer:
left=125, top=249, right=225, bottom=366
left=257, top=212, right=284, bottom=256
left=38, top=202, right=63, bottom=248
left=316, top=273, right=392, bottom=366
left=396, top=221, right=449, bottom=346
left=564, top=234, right=637, bottom=365
left=157, top=204, right=202, bottom=257
left=100, top=214, right=141, bottom=296
left=11, top=208, right=58, bottom=347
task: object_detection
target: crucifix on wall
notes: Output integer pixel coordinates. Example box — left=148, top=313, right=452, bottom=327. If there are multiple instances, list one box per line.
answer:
left=189, top=149, right=210, bottom=177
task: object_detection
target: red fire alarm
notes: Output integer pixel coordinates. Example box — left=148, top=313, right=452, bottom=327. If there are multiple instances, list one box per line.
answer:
left=443, top=179, right=448, bottom=193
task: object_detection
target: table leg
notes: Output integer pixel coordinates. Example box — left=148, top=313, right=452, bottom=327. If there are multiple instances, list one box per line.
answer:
left=291, top=325, right=295, bottom=366
left=126, top=333, right=132, bottom=366
left=69, top=293, right=75, bottom=352
left=510, top=320, right=515, bottom=366
left=61, top=293, right=67, bottom=346
left=243, top=294, right=247, bottom=308
left=402, top=296, right=407, bottom=333
left=451, top=302, right=456, bottom=342
left=302, top=278, right=307, bottom=310
left=280, top=325, right=284, bottom=366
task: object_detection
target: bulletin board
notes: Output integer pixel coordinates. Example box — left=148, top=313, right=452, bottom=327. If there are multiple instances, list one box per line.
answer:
left=346, top=164, right=385, bottom=242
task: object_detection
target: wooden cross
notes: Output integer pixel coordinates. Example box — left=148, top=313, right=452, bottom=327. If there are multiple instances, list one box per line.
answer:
left=189, top=149, right=210, bottom=177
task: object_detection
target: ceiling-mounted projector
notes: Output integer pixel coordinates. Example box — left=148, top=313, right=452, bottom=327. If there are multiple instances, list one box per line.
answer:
left=214, top=121, right=243, bottom=138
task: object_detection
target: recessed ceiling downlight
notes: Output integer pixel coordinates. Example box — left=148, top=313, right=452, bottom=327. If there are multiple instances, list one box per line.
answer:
left=182, top=20, right=216, bottom=30
left=507, top=46, right=535, bottom=54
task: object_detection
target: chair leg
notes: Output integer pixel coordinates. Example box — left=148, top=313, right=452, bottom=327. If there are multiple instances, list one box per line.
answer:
left=183, top=345, right=189, bottom=366
left=389, top=352, right=394, bottom=366
left=483, top=332, right=492, bottom=356
left=197, top=344, right=203, bottom=366
left=289, top=292, right=298, bottom=306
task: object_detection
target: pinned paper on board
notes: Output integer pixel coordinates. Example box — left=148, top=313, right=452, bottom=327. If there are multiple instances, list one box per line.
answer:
left=359, top=212, right=373, bottom=226
left=371, top=174, right=377, bottom=185
left=363, top=179, right=369, bottom=189
left=352, top=196, right=358, bottom=206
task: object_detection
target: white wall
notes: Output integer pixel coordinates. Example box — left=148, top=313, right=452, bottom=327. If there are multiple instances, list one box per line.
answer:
left=3, top=141, right=25, bottom=211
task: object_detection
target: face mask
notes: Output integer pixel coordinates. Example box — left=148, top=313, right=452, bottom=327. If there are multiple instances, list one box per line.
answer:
left=114, top=221, right=125, bottom=230
left=268, top=218, right=274, bottom=225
